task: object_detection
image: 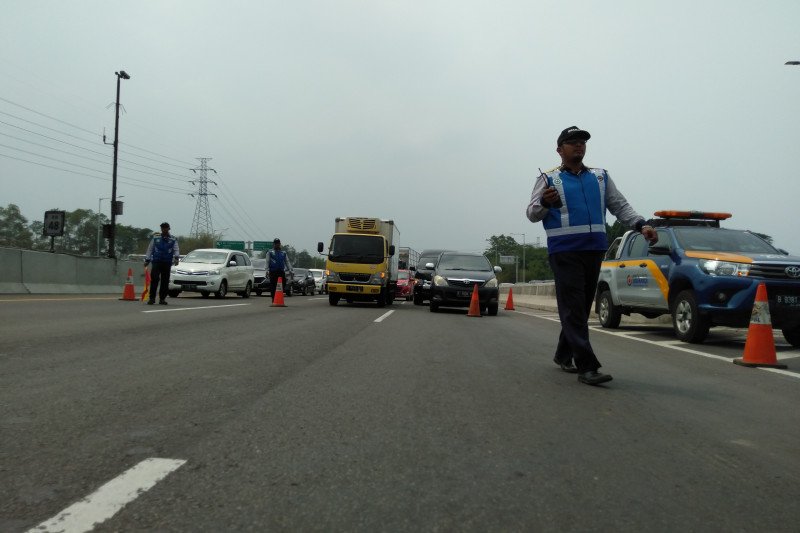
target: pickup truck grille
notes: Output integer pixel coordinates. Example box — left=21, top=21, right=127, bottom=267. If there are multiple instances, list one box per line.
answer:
left=339, top=273, right=371, bottom=282
left=750, top=263, right=800, bottom=279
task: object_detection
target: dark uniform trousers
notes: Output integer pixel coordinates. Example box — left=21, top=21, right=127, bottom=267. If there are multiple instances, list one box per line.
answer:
left=269, top=269, right=286, bottom=302
left=150, top=262, right=173, bottom=302
left=549, top=250, right=605, bottom=373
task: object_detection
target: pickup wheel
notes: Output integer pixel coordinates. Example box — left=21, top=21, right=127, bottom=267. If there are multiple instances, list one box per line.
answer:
left=329, top=294, right=340, bottom=306
left=782, top=327, right=800, bottom=348
left=597, top=290, right=622, bottom=328
left=672, top=290, right=710, bottom=343
left=413, top=294, right=423, bottom=305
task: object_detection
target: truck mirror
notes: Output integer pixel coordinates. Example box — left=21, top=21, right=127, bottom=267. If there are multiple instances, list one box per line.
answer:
left=317, top=242, right=324, bottom=253
left=389, top=245, right=395, bottom=257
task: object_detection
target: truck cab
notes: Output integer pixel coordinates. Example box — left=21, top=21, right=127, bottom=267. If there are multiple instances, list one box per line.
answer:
left=318, top=217, right=399, bottom=307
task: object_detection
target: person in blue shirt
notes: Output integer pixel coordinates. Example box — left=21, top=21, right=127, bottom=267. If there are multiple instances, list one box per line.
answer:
left=266, top=238, right=289, bottom=302
left=144, top=222, right=180, bottom=305
left=527, top=126, right=657, bottom=386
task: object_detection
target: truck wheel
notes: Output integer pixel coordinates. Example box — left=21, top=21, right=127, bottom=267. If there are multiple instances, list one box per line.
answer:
left=215, top=280, right=227, bottom=299
left=672, top=290, right=710, bottom=343
left=782, top=327, right=800, bottom=347
left=377, top=288, right=387, bottom=308
left=597, top=290, right=622, bottom=328
left=329, top=294, right=340, bottom=306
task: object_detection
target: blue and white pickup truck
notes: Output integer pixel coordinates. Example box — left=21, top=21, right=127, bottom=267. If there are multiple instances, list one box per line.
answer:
left=595, top=210, right=800, bottom=346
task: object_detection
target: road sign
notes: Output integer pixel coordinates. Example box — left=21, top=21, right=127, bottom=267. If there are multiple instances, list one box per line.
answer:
left=215, top=240, right=245, bottom=250
left=43, top=210, right=66, bottom=237
left=499, top=255, right=516, bottom=265
left=252, top=241, right=274, bottom=252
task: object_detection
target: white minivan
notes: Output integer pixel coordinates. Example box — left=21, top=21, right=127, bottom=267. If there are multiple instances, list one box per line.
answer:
left=169, top=248, right=255, bottom=299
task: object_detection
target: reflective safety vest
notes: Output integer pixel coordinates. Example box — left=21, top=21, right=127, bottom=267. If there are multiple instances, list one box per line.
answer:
left=540, top=167, right=626, bottom=254
left=151, top=236, right=177, bottom=263
left=267, top=250, right=288, bottom=271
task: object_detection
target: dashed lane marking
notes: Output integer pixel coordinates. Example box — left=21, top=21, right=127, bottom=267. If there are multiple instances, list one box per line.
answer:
left=142, top=303, right=249, bottom=313
left=374, top=310, right=395, bottom=323
left=26, top=457, right=186, bottom=533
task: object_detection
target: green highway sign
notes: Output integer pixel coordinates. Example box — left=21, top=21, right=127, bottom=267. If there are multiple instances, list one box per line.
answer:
left=215, top=240, right=245, bottom=250
left=253, top=241, right=274, bottom=251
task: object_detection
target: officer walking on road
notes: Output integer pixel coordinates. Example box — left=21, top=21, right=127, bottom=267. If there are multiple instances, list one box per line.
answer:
left=526, top=126, right=657, bottom=385
left=144, top=222, right=180, bottom=305
left=266, top=238, right=289, bottom=303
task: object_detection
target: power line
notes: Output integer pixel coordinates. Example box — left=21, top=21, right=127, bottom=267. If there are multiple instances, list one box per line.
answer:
left=0, top=152, right=194, bottom=195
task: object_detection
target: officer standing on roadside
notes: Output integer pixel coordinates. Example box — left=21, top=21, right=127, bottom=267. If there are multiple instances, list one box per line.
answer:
left=266, top=238, right=289, bottom=302
left=526, top=126, right=657, bottom=386
left=144, top=222, right=180, bottom=305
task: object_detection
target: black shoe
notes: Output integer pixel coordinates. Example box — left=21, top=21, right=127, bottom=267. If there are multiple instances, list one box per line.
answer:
left=578, top=371, right=613, bottom=385
left=158, top=300, right=168, bottom=305
left=147, top=300, right=155, bottom=305
left=553, top=357, right=578, bottom=374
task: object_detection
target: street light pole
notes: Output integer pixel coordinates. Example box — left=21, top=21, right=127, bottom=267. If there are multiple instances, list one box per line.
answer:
left=107, top=70, right=130, bottom=258
left=511, top=232, right=526, bottom=283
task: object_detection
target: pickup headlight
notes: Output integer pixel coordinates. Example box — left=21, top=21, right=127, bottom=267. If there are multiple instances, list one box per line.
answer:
left=433, top=275, right=447, bottom=286
left=484, top=278, right=498, bottom=288
left=699, top=259, right=751, bottom=277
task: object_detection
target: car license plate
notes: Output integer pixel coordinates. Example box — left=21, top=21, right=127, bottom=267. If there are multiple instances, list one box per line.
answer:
left=184, top=284, right=198, bottom=290
left=346, top=285, right=364, bottom=292
left=457, top=290, right=472, bottom=298
left=776, top=295, right=800, bottom=307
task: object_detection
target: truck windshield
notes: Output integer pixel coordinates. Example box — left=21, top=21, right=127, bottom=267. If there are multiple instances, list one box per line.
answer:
left=329, top=235, right=385, bottom=264
left=673, top=227, right=778, bottom=254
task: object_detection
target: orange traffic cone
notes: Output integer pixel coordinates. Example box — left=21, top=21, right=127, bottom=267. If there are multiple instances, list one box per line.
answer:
left=466, top=283, right=481, bottom=317
left=505, top=287, right=515, bottom=311
left=120, top=268, right=136, bottom=301
left=734, top=283, right=787, bottom=369
left=271, top=277, right=287, bottom=307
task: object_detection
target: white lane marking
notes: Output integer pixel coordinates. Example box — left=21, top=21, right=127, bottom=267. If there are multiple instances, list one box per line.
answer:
left=374, top=310, right=395, bottom=323
left=518, top=311, right=800, bottom=380
left=309, top=297, right=328, bottom=301
left=143, top=303, right=249, bottom=313
left=27, top=457, right=186, bottom=533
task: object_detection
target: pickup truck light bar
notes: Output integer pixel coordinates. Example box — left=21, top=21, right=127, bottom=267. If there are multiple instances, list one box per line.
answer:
left=653, top=210, right=732, bottom=220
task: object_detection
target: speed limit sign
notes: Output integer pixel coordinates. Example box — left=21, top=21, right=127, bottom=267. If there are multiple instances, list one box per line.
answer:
left=43, top=210, right=66, bottom=237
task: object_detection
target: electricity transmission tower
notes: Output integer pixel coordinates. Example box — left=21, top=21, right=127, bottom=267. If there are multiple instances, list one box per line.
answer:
left=189, top=157, right=218, bottom=238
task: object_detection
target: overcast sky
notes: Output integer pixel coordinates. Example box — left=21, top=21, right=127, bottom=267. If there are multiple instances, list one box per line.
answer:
left=2, top=1, right=799, bottom=256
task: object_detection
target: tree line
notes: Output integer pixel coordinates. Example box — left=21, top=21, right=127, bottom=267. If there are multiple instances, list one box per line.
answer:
left=0, top=203, right=324, bottom=268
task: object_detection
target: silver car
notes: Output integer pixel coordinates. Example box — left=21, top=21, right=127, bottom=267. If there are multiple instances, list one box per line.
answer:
left=169, top=248, right=255, bottom=299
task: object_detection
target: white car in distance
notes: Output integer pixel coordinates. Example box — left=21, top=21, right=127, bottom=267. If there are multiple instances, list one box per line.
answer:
left=169, top=248, right=255, bottom=299
left=308, top=268, right=327, bottom=294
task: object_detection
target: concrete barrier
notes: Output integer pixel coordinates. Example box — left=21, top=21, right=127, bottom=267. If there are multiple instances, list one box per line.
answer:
left=0, top=247, right=148, bottom=295
left=500, top=282, right=671, bottom=325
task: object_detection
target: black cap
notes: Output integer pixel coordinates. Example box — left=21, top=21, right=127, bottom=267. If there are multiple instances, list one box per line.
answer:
left=160, top=222, right=170, bottom=228
left=557, top=126, right=591, bottom=145
left=273, top=238, right=280, bottom=244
